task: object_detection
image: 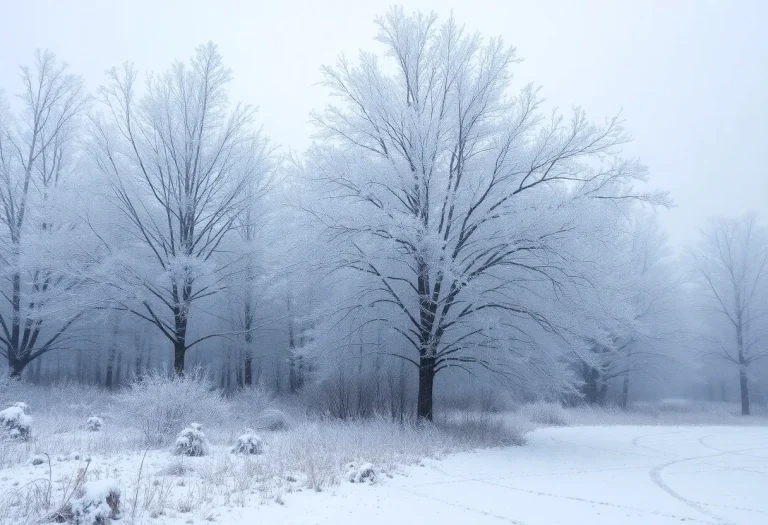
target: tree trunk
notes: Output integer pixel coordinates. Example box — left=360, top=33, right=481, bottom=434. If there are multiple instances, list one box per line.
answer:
left=171, top=280, right=191, bottom=376
left=243, top=296, right=253, bottom=386
left=8, top=356, right=26, bottom=378
left=8, top=272, right=26, bottom=378
left=287, top=294, right=297, bottom=393
left=115, top=350, right=122, bottom=388
left=135, top=352, right=143, bottom=382
left=105, top=341, right=117, bottom=389
left=244, top=353, right=253, bottom=386
left=739, top=369, right=750, bottom=415
left=33, top=356, right=42, bottom=383
left=417, top=357, right=435, bottom=422
left=105, top=361, right=114, bottom=389
left=736, top=309, right=750, bottom=415
left=173, top=339, right=186, bottom=376
left=620, top=371, right=630, bottom=409
left=289, top=355, right=298, bottom=393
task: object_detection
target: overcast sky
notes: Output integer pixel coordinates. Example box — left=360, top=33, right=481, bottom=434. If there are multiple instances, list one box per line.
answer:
left=1, top=0, right=765, bottom=246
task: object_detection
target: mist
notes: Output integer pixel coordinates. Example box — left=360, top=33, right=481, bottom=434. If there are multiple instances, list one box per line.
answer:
left=0, top=3, right=766, bottom=524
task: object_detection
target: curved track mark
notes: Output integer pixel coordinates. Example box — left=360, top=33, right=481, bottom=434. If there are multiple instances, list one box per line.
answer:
left=647, top=445, right=767, bottom=525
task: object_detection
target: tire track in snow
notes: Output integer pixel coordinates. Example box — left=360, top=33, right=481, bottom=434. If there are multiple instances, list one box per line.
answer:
left=697, top=434, right=768, bottom=461
left=471, top=477, right=720, bottom=524
left=692, top=434, right=768, bottom=476
left=548, top=433, right=678, bottom=460
left=647, top=443, right=767, bottom=525
left=630, top=430, right=690, bottom=458
left=412, top=463, right=656, bottom=487
left=392, top=485, right=529, bottom=524
left=696, top=501, right=766, bottom=514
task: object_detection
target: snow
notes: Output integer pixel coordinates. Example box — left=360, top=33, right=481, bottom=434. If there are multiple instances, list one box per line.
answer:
left=172, top=422, right=209, bottom=456
left=0, top=425, right=765, bottom=524
left=345, top=462, right=377, bottom=483
left=71, top=479, right=120, bottom=524
left=0, top=404, right=32, bottom=440
left=244, top=425, right=768, bottom=525
left=232, top=429, right=265, bottom=455
left=86, top=416, right=104, bottom=432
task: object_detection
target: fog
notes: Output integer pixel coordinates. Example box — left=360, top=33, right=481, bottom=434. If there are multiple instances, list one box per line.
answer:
left=1, top=1, right=767, bottom=419
left=2, top=1, right=766, bottom=245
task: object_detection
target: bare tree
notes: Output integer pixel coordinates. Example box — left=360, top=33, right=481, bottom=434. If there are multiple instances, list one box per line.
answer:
left=305, top=9, right=668, bottom=420
left=690, top=213, right=768, bottom=415
left=90, top=43, right=270, bottom=375
left=0, top=51, right=89, bottom=376
left=230, top=150, right=273, bottom=385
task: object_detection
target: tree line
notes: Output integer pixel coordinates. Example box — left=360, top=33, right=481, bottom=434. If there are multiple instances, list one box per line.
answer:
left=1, top=8, right=766, bottom=419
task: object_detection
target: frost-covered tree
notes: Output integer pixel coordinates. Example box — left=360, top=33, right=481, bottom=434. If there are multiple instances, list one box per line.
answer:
left=618, top=214, right=688, bottom=407
left=576, top=213, right=684, bottom=407
left=90, top=43, right=271, bottom=375
left=304, top=9, right=668, bottom=420
left=0, top=51, right=90, bottom=377
left=690, top=213, right=768, bottom=415
left=227, top=149, right=274, bottom=386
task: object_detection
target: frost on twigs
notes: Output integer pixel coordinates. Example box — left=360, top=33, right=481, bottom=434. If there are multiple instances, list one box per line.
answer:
left=345, top=462, right=377, bottom=484
left=173, top=423, right=209, bottom=456
left=70, top=479, right=121, bottom=524
left=86, top=416, right=104, bottom=432
left=232, top=429, right=264, bottom=455
left=0, top=402, right=32, bottom=441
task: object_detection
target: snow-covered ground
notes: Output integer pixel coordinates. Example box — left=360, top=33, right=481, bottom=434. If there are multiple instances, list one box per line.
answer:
left=239, top=425, right=768, bottom=525
left=3, top=424, right=765, bottom=524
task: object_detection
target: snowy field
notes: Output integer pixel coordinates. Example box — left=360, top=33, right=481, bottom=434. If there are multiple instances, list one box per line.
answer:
left=2, top=420, right=766, bottom=524
left=324, top=425, right=768, bottom=525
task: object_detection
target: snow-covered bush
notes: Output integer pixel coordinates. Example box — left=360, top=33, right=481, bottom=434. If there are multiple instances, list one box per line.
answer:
left=345, top=462, right=377, bottom=483
left=0, top=402, right=32, bottom=440
left=522, top=401, right=570, bottom=426
left=232, top=429, right=264, bottom=455
left=173, top=423, right=209, bottom=456
left=71, top=479, right=121, bottom=524
left=86, top=416, right=104, bottom=432
left=254, top=408, right=291, bottom=431
left=115, top=368, right=229, bottom=446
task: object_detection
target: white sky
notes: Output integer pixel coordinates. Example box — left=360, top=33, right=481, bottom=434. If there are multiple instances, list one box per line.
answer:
left=1, top=0, right=766, bottom=246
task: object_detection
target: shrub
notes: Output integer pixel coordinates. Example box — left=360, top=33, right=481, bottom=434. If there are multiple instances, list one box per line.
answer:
left=12, top=401, right=29, bottom=413
left=232, top=429, right=264, bottom=455
left=254, top=408, right=290, bottom=431
left=173, top=423, right=209, bottom=457
left=0, top=402, right=32, bottom=441
left=70, top=479, right=121, bottom=524
left=86, top=416, right=104, bottom=432
left=345, top=462, right=377, bottom=483
left=115, top=368, right=229, bottom=446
